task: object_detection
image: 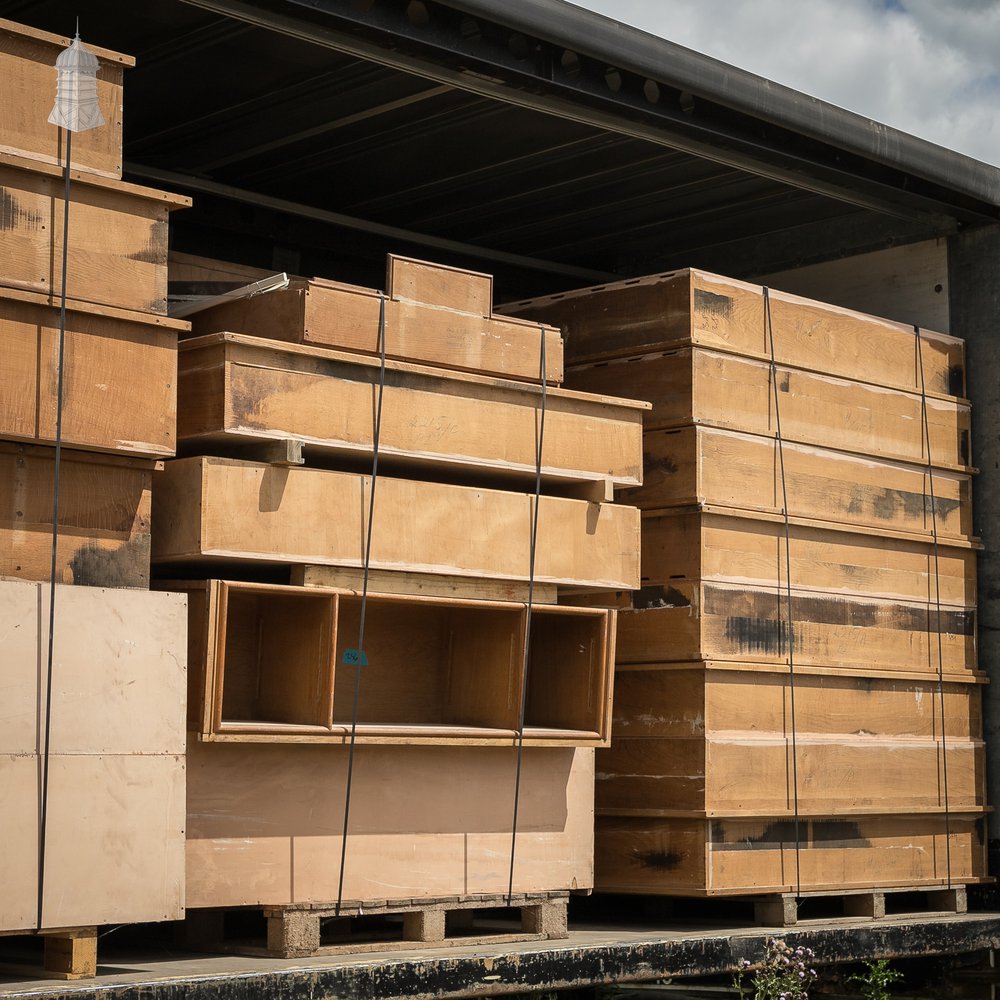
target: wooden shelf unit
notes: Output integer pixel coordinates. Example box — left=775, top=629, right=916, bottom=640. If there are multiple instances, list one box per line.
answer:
left=174, top=580, right=615, bottom=746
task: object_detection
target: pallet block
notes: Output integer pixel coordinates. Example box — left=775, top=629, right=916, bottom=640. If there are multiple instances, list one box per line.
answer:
left=152, top=456, right=641, bottom=589
left=0, top=19, right=130, bottom=179
left=594, top=813, right=988, bottom=895
left=0, top=288, right=183, bottom=457
left=640, top=508, right=977, bottom=606
left=0, top=443, right=154, bottom=587
left=569, top=346, right=970, bottom=469
left=188, top=255, right=564, bottom=383
left=502, top=268, right=965, bottom=396
left=626, top=425, right=973, bottom=541
left=185, top=741, right=594, bottom=908
left=177, top=332, right=644, bottom=489
left=171, top=579, right=615, bottom=746
left=0, top=580, right=186, bottom=932
left=616, top=580, right=976, bottom=675
left=0, top=153, right=190, bottom=314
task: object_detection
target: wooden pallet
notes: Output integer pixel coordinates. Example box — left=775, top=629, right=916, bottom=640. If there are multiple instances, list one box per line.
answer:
left=755, top=884, right=969, bottom=927
left=0, top=927, right=98, bottom=980
left=184, top=893, right=569, bottom=958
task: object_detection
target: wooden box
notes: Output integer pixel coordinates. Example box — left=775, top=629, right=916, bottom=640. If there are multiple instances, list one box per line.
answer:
left=626, top=425, right=973, bottom=541
left=186, top=741, right=594, bottom=908
left=0, top=443, right=153, bottom=587
left=0, top=288, right=183, bottom=457
left=177, top=333, right=645, bottom=489
left=0, top=19, right=130, bottom=179
left=0, top=579, right=186, bottom=931
left=641, top=509, right=977, bottom=606
left=570, top=346, right=971, bottom=469
left=602, top=665, right=985, bottom=815
left=595, top=813, right=987, bottom=896
left=173, top=579, right=615, bottom=746
left=502, top=267, right=965, bottom=397
left=0, top=153, right=190, bottom=314
left=188, top=255, right=564, bottom=383
left=152, top=456, right=641, bottom=590
left=616, top=580, right=977, bottom=677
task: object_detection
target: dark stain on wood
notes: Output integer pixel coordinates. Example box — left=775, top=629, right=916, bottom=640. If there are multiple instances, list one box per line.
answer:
left=871, top=488, right=961, bottom=523
left=634, top=849, right=684, bottom=871
left=693, top=288, right=733, bottom=320
left=69, top=535, right=150, bottom=588
left=724, top=615, right=791, bottom=655
left=130, top=220, right=169, bottom=265
left=811, top=821, right=870, bottom=847
left=949, top=363, right=966, bottom=397
left=0, top=188, right=43, bottom=230
left=634, top=585, right=691, bottom=610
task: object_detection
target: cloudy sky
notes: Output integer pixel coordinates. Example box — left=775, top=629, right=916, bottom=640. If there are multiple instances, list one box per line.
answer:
left=571, top=0, right=1000, bottom=167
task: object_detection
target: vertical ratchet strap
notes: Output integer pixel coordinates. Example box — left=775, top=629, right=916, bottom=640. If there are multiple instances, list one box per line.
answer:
left=335, top=293, right=387, bottom=916
left=763, top=287, right=803, bottom=898
left=37, top=128, right=73, bottom=932
left=507, top=326, right=548, bottom=906
left=914, top=325, right=952, bottom=888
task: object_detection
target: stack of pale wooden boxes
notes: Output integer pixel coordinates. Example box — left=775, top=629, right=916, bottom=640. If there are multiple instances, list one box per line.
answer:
left=505, top=268, right=987, bottom=917
left=155, top=253, right=647, bottom=955
left=0, top=19, right=190, bottom=978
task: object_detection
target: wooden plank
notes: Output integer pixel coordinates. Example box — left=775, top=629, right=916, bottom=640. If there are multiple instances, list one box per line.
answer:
left=597, top=736, right=984, bottom=815
left=291, top=565, right=559, bottom=603
left=152, top=456, right=640, bottom=590
left=175, top=579, right=613, bottom=745
left=0, top=291, right=179, bottom=457
left=0, top=18, right=132, bottom=179
left=42, top=930, right=98, bottom=980
left=0, top=154, right=189, bottom=315
left=640, top=509, right=977, bottom=606
left=177, top=333, right=644, bottom=487
left=502, top=268, right=964, bottom=397
left=629, top=425, right=973, bottom=541
left=187, top=257, right=565, bottom=383
left=387, top=254, right=492, bottom=314
left=184, top=742, right=594, bottom=908
left=0, top=753, right=185, bottom=932
left=594, top=814, right=987, bottom=895
left=0, top=443, right=154, bottom=587
left=616, top=580, right=977, bottom=675
left=570, top=347, right=970, bottom=468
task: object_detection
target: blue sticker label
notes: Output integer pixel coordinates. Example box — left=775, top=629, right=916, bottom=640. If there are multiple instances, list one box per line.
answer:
left=342, top=648, right=368, bottom=666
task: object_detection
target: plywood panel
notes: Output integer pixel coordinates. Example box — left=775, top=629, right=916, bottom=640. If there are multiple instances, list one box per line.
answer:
left=504, top=268, right=963, bottom=397
left=0, top=753, right=185, bottom=931
left=152, top=457, right=640, bottom=589
left=0, top=289, right=181, bottom=457
left=0, top=154, right=189, bottom=314
left=189, top=256, right=564, bottom=383
left=177, top=333, right=644, bottom=487
left=0, top=443, right=153, bottom=586
left=0, top=19, right=130, bottom=179
left=185, top=742, right=594, bottom=907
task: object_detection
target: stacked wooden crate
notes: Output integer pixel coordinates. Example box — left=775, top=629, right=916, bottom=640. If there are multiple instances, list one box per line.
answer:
left=155, top=253, right=646, bottom=954
left=503, top=268, right=988, bottom=911
left=0, top=19, right=189, bottom=977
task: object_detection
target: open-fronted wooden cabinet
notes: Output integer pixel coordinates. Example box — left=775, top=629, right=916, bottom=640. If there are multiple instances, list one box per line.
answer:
left=170, top=580, right=615, bottom=746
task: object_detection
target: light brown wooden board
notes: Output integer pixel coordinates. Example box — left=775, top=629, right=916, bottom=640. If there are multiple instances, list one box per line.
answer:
left=0, top=443, right=153, bottom=586
left=188, top=255, right=564, bottom=384
left=0, top=153, right=189, bottom=315
left=177, top=333, right=644, bottom=487
left=502, top=268, right=964, bottom=397
left=597, top=736, right=984, bottom=815
left=0, top=19, right=131, bottom=179
left=172, top=579, right=614, bottom=746
left=594, top=814, right=987, bottom=895
left=641, top=509, right=977, bottom=606
left=615, top=580, right=977, bottom=675
left=185, top=741, right=594, bottom=908
left=0, top=289, right=181, bottom=457
left=0, top=580, right=186, bottom=932
left=570, top=347, right=970, bottom=469
left=628, top=425, right=973, bottom=541
left=152, top=457, right=640, bottom=589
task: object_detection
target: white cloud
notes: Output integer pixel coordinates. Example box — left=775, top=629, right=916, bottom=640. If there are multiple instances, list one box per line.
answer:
left=569, top=0, right=1000, bottom=166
